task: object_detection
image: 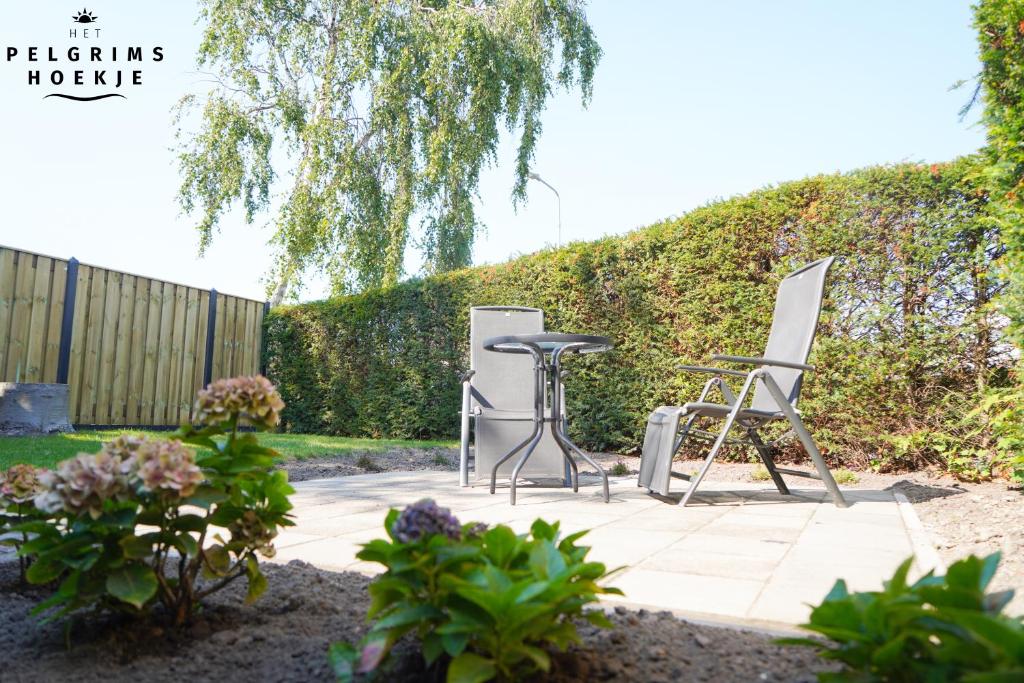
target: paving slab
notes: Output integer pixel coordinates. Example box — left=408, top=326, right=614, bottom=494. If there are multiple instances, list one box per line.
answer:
left=269, top=470, right=925, bottom=628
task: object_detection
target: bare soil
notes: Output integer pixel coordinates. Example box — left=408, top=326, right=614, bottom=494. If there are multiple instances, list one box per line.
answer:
left=0, top=559, right=834, bottom=682
left=281, top=446, right=459, bottom=482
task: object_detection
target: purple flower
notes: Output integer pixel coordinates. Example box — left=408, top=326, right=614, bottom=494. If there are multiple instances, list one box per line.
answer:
left=465, top=522, right=489, bottom=538
left=391, top=499, right=462, bottom=543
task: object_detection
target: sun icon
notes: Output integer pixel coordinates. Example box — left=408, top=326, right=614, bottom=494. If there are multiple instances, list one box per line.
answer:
left=72, top=9, right=98, bottom=24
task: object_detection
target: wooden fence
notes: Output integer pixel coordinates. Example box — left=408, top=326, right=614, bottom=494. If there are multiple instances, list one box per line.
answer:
left=0, top=245, right=267, bottom=426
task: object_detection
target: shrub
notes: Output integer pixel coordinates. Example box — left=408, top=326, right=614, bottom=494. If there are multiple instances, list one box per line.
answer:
left=329, top=499, right=622, bottom=682
left=780, top=553, right=1024, bottom=681
left=975, top=381, right=1024, bottom=485
left=832, top=469, right=858, bottom=485
left=0, top=464, right=49, bottom=582
left=17, top=375, right=294, bottom=626
left=609, top=459, right=629, bottom=476
left=972, top=1, right=1024, bottom=488
left=974, top=0, right=1024, bottom=348
left=750, top=464, right=771, bottom=482
left=265, top=159, right=1013, bottom=476
left=355, top=453, right=381, bottom=472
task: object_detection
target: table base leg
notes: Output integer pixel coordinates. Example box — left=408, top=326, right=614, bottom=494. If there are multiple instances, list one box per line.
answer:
left=552, top=424, right=610, bottom=503
left=490, top=421, right=542, bottom=496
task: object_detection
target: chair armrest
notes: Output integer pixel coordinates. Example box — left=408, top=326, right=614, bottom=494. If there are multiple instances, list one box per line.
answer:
left=676, top=364, right=749, bottom=378
left=711, top=355, right=814, bottom=372
left=459, top=369, right=476, bottom=383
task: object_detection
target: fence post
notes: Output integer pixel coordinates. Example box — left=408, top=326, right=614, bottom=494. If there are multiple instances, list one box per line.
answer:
left=260, top=300, right=270, bottom=376
left=203, top=288, right=217, bottom=387
left=55, top=257, right=79, bottom=384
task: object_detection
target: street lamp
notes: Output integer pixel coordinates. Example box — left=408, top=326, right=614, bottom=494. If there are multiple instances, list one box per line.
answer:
left=528, top=171, right=561, bottom=248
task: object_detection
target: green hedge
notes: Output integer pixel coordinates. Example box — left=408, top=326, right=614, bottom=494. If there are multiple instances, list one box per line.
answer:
left=265, top=157, right=1011, bottom=471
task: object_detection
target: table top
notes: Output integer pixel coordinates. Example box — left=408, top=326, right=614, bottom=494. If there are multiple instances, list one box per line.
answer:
left=483, top=332, right=613, bottom=355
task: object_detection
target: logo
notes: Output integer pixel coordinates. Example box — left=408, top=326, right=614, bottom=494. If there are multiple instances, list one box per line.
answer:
left=2, top=7, right=165, bottom=102
left=72, top=9, right=98, bottom=24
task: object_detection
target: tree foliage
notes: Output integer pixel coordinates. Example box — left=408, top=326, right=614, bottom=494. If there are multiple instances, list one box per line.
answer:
left=264, top=159, right=1014, bottom=475
left=175, top=0, right=601, bottom=298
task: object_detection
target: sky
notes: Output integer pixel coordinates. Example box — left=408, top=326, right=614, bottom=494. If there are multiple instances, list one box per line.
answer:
left=0, top=1, right=987, bottom=302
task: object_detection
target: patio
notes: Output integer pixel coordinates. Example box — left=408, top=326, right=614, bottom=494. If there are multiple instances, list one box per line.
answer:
left=269, top=471, right=939, bottom=628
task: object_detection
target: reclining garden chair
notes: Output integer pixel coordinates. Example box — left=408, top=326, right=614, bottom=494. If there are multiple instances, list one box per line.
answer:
left=459, top=306, right=570, bottom=487
left=637, top=256, right=848, bottom=508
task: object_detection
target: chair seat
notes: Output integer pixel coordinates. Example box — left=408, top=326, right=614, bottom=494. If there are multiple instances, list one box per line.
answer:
left=681, top=402, right=781, bottom=421
left=476, top=407, right=538, bottom=421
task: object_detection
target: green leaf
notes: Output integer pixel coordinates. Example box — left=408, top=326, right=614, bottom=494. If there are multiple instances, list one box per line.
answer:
left=26, top=558, right=63, bottom=584
left=483, top=525, right=518, bottom=566
left=423, top=632, right=445, bottom=665
left=446, top=652, right=497, bottom=683
left=120, top=534, right=155, bottom=560
left=184, top=484, right=228, bottom=509
left=105, top=564, right=158, bottom=609
left=528, top=540, right=566, bottom=579
left=175, top=532, right=199, bottom=558
left=442, top=632, right=469, bottom=657
left=963, top=671, right=1024, bottom=683
left=245, top=556, right=267, bottom=604
left=530, top=519, right=556, bottom=542
left=174, top=514, right=208, bottom=533
left=327, top=642, right=358, bottom=683
left=376, top=604, right=442, bottom=629
left=202, top=544, right=231, bottom=577
left=512, top=643, right=551, bottom=672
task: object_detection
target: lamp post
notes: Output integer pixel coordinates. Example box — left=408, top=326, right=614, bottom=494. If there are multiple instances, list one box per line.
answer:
left=528, top=171, right=561, bottom=248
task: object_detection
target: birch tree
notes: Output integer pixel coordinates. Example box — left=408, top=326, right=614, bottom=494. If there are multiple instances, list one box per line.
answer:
left=175, top=0, right=601, bottom=301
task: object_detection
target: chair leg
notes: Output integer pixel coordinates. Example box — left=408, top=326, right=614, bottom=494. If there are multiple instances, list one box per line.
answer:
left=679, top=381, right=759, bottom=506
left=679, top=426, right=730, bottom=507
left=758, top=373, right=848, bottom=508
left=670, top=413, right=700, bottom=459
left=747, top=428, right=790, bottom=495
left=460, top=384, right=472, bottom=488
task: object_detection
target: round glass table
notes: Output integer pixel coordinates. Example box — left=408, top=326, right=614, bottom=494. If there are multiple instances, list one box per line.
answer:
left=482, top=332, right=613, bottom=504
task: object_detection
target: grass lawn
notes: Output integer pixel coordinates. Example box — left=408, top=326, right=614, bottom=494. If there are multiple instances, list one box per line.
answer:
left=0, top=430, right=457, bottom=470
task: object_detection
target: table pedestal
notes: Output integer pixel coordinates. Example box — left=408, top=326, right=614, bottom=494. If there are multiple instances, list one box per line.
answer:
left=483, top=334, right=612, bottom=504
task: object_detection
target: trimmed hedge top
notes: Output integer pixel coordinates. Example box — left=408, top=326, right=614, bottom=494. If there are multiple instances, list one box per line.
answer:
left=265, top=157, right=1010, bottom=471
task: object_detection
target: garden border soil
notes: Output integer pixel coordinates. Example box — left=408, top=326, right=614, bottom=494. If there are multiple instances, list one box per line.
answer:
left=1, top=559, right=836, bottom=682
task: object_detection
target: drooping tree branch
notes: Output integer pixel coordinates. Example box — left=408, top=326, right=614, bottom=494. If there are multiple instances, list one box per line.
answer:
left=175, top=0, right=601, bottom=298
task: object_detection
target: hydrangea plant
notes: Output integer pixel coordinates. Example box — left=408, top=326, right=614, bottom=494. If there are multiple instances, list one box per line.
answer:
left=17, top=375, right=294, bottom=626
left=779, top=552, right=1024, bottom=681
left=0, top=463, right=48, bottom=582
left=329, top=499, right=622, bottom=683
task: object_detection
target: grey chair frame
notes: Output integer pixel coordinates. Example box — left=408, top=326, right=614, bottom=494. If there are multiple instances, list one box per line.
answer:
left=458, top=306, right=570, bottom=487
left=646, top=257, right=848, bottom=508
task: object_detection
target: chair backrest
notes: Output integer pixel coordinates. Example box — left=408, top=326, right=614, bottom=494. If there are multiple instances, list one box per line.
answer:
left=469, top=306, right=544, bottom=412
left=750, top=256, right=835, bottom=412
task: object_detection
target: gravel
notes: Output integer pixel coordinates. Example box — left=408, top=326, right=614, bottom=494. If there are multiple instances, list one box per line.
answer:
left=0, top=559, right=835, bottom=682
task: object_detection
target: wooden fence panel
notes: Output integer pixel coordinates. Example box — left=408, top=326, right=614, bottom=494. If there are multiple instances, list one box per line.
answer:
left=41, top=260, right=67, bottom=383
left=0, top=245, right=267, bottom=426
left=0, top=250, right=16, bottom=378
left=0, top=252, right=69, bottom=385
